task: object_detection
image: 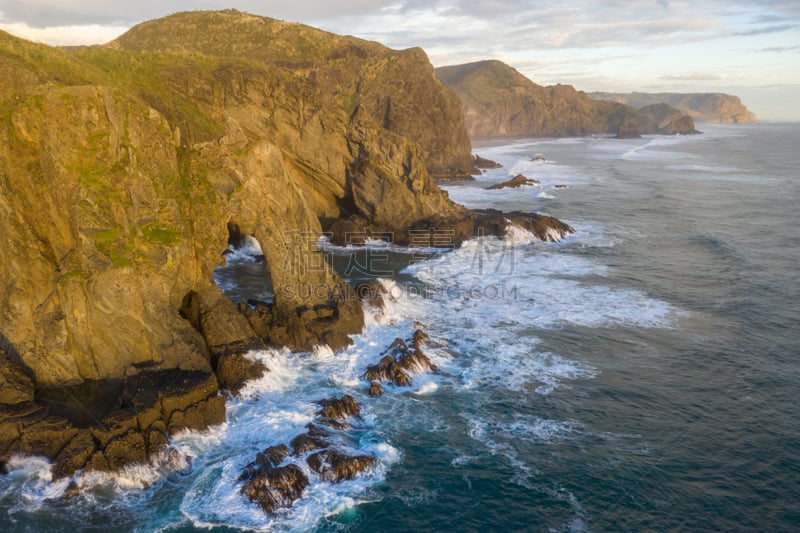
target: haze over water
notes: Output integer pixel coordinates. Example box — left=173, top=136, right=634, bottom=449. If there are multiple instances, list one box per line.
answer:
left=1, top=123, right=798, bottom=531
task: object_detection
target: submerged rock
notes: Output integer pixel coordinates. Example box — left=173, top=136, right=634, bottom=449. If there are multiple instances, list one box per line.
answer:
left=487, top=174, right=541, bottom=190
left=307, top=450, right=377, bottom=482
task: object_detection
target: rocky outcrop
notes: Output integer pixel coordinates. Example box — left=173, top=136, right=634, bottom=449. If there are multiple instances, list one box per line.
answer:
left=316, top=395, right=362, bottom=420
left=363, top=330, right=438, bottom=386
left=474, top=210, right=575, bottom=243
left=241, top=463, right=309, bottom=514
left=474, top=154, right=503, bottom=169
left=436, top=60, right=700, bottom=138
left=589, top=91, right=756, bottom=124
left=240, top=393, right=373, bottom=514
left=487, top=174, right=541, bottom=189
left=307, top=450, right=377, bottom=482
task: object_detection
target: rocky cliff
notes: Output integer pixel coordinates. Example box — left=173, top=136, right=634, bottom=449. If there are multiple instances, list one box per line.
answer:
left=588, top=91, right=756, bottom=124
left=436, top=60, right=700, bottom=137
left=1, top=11, right=553, bottom=478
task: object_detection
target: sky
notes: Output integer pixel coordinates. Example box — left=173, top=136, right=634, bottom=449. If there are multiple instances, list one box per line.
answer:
left=1, top=1, right=799, bottom=120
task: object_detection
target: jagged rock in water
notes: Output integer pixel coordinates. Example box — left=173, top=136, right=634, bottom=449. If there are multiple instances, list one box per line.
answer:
left=307, top=450, right=377, bottom=482
left=240, top=444, right=291, bottom=481
left=241, top=463, right=309, bottom=514
left=487, top=174, right=541, bottom=190
left=290, top=425, right=330, bottom=455
left=473, top=209, right=575, bottom=243
left=474, top=154, right=503, bottom=169
left=316, top=395, right=361, bottom=420
left=368, top=381, right=385, bottom=397
left=363, top=330, right=438, bottom=386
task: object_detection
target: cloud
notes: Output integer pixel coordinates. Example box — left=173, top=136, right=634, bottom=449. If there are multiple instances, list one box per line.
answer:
left=0, top=21, right=128, bottom=45
left=659, top=73, right=722, bottom=81
left=732, top=23, right=797, bottom=37
left=761, top=45, right=800, bottom=53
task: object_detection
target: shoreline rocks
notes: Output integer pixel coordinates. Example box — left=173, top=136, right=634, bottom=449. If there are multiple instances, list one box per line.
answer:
left=240, top=394, right=376, bottom=514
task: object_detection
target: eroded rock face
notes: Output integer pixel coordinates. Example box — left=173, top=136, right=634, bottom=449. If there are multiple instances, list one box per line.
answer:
left=0, top=369, right=225, bottom=479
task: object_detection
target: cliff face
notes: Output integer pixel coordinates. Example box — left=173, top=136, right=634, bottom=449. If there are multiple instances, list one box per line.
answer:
left=589, top=91, right=757, bottom=124
left=436, top=60, right=699, bottom=137
left=0, top=10, right=483, bottom=476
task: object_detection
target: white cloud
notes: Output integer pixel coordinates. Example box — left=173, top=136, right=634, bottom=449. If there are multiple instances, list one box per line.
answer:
left=0, top=21, right=128, bottom=45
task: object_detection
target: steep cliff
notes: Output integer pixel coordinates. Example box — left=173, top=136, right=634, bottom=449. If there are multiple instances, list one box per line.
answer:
left=588, top=91, right=757, bottom=123
left=436, top=60, right=699, bottom=137
left=0, top=10, right=578, bottom=478
left=0, top=10, right=502, bottom=477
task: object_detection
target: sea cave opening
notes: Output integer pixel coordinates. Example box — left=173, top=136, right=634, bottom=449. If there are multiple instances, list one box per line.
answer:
left=213, top=222, right=274, bottom=307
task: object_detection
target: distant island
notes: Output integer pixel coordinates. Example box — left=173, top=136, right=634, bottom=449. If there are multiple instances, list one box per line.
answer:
left=436, top=60, right=701, bottom=138
left=588, top=92, right=756, bottom=124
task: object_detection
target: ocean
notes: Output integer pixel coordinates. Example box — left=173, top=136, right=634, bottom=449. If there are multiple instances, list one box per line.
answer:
left=1, top=123, right=798, bottom=532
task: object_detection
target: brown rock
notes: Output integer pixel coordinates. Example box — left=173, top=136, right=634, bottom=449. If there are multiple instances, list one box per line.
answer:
left=290, top=432, right=329, bottom=456
left=474, top=154, right=503, bottom=169
left=473, top=209, right=575, bottom=243
left=368, top=381, right=385, bottom=397
left=487, top=174, right=540, bottom=190
left=316, top=395, right=361, bottom=420
left=307, top=450, right=377, bottom=482
left=240, top=444, right=291, bottom=481
left=363, top=329, right=438, bottom=386
left=0, top=348, right=34, bottom=405
left=241, top=463, right=309, bottom=514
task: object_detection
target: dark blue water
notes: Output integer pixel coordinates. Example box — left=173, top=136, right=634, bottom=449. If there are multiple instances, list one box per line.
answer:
left=2, top=123, right=798, bottom=532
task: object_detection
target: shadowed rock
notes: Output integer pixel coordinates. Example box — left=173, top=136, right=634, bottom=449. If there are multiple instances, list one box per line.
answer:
left=241, top=463, right=309, bottom=514
left=354, top=281, right=387, bottom=311
left=474, top=154, right=503, bottom=169
left=473, top=209, right=575, bottom=243
left=307, top=450, right=377, bottom=482
left=487, top=174, right=540, bottom=190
